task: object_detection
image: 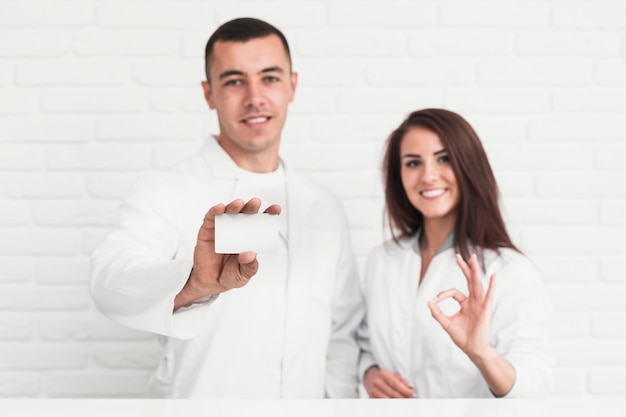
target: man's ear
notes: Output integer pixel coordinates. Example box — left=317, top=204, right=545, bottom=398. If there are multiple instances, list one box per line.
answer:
left=289, top=71, right=298, bottom=103
left=201, top=80, right=215, bottom=109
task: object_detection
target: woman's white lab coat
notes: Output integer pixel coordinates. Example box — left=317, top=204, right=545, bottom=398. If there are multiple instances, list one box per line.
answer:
left=90, top=137, right=363, bottom=398
left=358, top=234, right=553, bottom=398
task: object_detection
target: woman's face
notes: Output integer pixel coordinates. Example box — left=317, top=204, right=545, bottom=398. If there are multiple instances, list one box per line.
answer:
left=400, top=126, right=460, bottom=226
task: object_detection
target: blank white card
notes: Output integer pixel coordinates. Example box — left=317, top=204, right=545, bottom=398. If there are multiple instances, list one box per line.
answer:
left=214, top=213, right=279, bottom=254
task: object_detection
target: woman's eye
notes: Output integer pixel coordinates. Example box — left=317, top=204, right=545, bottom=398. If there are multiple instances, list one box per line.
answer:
left=405, top=160, right=421, bottom=168
left=438, top=155, right=450, bottom=163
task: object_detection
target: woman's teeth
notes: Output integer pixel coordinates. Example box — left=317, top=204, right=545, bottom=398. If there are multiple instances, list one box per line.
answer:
left=421, top=189, right=445, bottom=198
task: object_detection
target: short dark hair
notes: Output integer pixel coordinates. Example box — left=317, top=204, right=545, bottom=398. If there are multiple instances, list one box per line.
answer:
left=382, top=108, right=519, bottom=263
left=204, top=17, right=292, bottom=82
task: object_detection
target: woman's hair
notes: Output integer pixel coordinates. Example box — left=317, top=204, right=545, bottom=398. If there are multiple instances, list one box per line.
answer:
left=382, top=108, right=519, bottom=262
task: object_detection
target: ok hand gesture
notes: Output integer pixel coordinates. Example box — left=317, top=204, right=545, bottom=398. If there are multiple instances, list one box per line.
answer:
left=427, top=253, right=496, bottom=362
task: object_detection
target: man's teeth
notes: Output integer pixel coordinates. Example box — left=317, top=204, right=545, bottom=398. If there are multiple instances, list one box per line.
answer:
left=421, top=189, right=445, bottom=198
left=246, top=117, right=268, bottom=124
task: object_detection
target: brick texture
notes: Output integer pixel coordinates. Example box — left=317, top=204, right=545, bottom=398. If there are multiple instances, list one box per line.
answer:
left=0, top=0, right=624, bottom=399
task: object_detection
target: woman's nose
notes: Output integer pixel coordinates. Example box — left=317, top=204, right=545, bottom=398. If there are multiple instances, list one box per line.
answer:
left=422, top=160, right=439, bottom=181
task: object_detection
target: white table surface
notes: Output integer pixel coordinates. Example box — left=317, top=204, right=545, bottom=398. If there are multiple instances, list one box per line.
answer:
left=1, top=398, right=625, bottom=417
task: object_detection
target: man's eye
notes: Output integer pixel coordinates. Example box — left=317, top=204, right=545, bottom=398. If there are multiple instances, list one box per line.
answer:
left=265, top=76, right=279, bottom=83
left=224, top=79, right=241, bottom=86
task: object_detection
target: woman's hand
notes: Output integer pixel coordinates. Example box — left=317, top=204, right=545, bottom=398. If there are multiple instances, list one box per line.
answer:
left=427, top=253, right=495, bottom=362
left=364, top=366, right=415, bottom=398
left=427, top=253, right=516, bottom=396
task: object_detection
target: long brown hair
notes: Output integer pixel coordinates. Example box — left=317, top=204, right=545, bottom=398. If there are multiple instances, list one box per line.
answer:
left=383, top=108, right=519, bottom=263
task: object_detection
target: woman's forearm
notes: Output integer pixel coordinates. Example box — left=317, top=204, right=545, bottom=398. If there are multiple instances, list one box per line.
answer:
left=469, top=346, right=516, bottom=397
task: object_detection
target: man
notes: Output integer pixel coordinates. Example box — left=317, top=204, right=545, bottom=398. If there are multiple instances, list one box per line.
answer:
left=90, top=18, right=363, bottom=398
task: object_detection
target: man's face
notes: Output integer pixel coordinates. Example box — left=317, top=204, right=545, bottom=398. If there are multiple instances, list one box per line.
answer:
left=202, top=35, right=297, bottom=167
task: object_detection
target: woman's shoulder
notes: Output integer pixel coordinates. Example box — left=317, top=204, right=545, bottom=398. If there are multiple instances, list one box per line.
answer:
left=362, top=237, right=418, bottom=289
left=368, top=236, right=415, bottom=259
left=364, top=237, right=416, bottom=273
left=486, top=247, right=531, bottom=264
left=484, top=247, right=544, bottom=284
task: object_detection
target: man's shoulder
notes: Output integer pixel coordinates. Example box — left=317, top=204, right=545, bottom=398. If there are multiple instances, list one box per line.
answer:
left=169, top=142, right=216, bottom=181
left=126, top=142, right=215, bottom=201
left=124, top=171, right=206, bottom=212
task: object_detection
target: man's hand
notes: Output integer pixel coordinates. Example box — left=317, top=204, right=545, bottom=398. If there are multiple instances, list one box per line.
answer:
left=364, top=366, right=415, bottom=398
left=173, top=198, right=281, bottom=311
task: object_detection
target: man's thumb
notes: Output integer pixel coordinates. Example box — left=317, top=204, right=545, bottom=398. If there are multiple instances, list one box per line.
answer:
left=238, top=252, right=259, bottom=280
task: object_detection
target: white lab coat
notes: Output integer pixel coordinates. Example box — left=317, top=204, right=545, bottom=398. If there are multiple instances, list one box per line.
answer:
left=358, top=233, right=553, bottom=398
left=90, top=137, right=363, bottom=398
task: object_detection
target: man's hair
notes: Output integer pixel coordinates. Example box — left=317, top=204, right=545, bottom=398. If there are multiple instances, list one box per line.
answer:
left=382, top=108, right=519, bottom=264
left=204, top=17, right=292, bottom=82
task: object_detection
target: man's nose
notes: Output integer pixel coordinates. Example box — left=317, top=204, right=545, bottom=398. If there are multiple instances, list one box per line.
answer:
left=244, top=81, right=265, bottom=108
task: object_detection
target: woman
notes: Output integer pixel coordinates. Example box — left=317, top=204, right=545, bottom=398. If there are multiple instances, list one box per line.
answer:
left=359, top=109, right=553, bottom=398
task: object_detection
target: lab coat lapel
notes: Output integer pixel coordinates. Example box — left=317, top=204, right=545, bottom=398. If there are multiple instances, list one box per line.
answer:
left=199, top=136, right=244, bottom=199
left=201, top=137, right=318, bottom=246
left=284, top=165, right=318, bottom=254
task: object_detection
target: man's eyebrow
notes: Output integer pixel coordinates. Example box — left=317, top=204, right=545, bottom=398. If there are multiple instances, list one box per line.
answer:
left=260, top=66, right=285, bottom=74
left=218, top=66, right=285, bottom=80
left=218, top=70, right=245, bottom=80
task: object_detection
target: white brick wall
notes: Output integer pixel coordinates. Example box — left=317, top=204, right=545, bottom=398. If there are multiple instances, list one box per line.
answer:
left=0, top=0, right=624, bottom=398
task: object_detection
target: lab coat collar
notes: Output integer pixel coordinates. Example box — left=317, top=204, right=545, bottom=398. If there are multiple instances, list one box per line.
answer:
left=199, top=135, right=292, bottom=201
left=200, top=135, right=258, bottom=180
left=198, top=135, right=319, bottom=249
left=283, top=161, right=318, bottom=253
left=413, top=228, right=456, bottom=256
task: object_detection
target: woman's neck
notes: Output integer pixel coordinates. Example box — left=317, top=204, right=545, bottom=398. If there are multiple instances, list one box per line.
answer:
left=420, top=217, right=455, bottom=256
left=418, top=218, right=455, bottom=283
